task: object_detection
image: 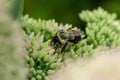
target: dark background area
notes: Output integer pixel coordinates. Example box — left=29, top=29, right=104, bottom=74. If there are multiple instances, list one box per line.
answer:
left=23, top=0, right=120, bottom=27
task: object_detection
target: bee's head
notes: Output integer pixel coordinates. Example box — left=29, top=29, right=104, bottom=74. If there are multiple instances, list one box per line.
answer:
left=56, top=30, right=69, bottom=44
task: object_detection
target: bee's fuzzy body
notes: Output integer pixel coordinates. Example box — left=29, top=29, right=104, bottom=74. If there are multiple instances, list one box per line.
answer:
left=51, top=29, right=85, bottom=53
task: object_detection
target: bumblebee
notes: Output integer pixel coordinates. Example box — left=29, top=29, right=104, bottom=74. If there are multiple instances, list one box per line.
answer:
left=51, top=28, right=86, bottom=53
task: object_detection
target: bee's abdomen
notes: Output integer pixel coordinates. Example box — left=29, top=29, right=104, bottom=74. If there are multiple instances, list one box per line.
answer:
left=68, top=30, right=81, bottom=43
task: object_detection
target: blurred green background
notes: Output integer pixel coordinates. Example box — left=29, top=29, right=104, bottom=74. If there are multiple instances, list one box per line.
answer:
left=23, top=0, right=120, bottom=27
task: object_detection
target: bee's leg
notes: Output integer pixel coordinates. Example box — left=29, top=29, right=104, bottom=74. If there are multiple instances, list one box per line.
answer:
left=61, top=42, right=68, bottom=53
left=53, top=43, right=58, bottom=49
left=61, top=42, right=68, bottom=61
left=53, top=43, right=59, bottom=54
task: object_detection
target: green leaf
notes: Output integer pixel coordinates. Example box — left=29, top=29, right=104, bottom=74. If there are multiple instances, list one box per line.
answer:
left=5, top=0, right=24, bottom=20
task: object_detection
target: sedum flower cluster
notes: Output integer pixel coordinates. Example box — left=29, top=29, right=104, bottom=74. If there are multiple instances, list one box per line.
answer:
left=0, top=0, right=27, bottom=80
left=21, top=15, right=70, bottom=80
left=79, top=7, right=120, bottom=48
left=20, top=8, right=120, bottom=80
left=0, top=13, right=27, bottom=80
